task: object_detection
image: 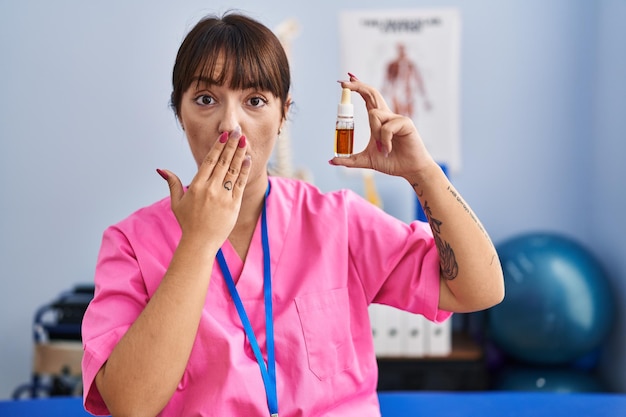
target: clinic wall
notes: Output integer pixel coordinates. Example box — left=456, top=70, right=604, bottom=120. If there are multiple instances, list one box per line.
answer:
left=593, top=0, right=626, bottom=393
left=0, top=0, right=624, bottom=398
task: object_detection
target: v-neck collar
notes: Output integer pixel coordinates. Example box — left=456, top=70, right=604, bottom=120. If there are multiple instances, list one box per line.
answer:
left=221, top=216, right=262, bottom=289
left=215, top=177, right=293, bottom=300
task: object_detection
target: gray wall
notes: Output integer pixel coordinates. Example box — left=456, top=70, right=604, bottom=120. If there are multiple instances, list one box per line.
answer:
left=592, top=0, right=626, bottom=392
left=1, top=0, right=625, bottom=398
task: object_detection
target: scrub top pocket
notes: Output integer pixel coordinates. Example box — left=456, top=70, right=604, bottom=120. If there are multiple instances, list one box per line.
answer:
left=295, top=287, right=356, bottom=380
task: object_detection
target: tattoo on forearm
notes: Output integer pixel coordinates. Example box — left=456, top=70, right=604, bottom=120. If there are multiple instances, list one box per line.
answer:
left=423, top=200, right=459, bottom=280
left=447, top=186, right=489, bottom=239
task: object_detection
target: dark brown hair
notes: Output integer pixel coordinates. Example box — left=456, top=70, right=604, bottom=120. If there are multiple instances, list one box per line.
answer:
left=170, top=12, right=291, bottom=118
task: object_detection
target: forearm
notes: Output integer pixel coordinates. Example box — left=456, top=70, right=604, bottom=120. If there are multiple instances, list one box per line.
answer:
left=96, top=236, right=218, bottom=417
left=406, top=163, right=504, bottom=312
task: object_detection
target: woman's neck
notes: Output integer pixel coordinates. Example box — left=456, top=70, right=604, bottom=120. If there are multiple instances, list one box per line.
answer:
left=228, top=174, right=269, bottom=260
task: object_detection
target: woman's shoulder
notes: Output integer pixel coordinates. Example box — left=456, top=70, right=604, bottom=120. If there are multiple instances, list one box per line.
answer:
left=270, top=177, right=408, bottom=230
left=269, top=176, right=360, bottom=204
left=107, top=195, right=177, bottom=237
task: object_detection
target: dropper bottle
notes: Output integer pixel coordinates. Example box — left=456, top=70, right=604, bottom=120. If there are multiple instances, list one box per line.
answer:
left=334, top=88, right=354, bottom=157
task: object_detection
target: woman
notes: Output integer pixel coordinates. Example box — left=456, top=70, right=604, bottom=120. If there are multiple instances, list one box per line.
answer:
left=81, top=12, right=504, bottom=417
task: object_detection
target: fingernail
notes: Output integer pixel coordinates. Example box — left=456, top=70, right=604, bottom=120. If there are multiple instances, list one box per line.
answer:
left=156, top=169, right=168, bottom=180
left=328, top=159, right=337, bottom=166
left=238, top=135, right=246, bottom=148
left=376, top=140, right=382, bottom=153
left=348, top=72, right=358, bottom=80
left=219, top=132, right=228, bottom=143
left=242, top=155, right=251, bottom=167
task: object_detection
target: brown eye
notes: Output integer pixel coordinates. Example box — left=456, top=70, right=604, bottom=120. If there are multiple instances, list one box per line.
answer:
left=247, top=96, right=267, bottom=108
left=195, top=95, right=214, bottom=105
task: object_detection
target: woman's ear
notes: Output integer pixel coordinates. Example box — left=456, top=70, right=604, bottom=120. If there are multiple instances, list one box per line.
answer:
left=283, top=95, right=293, bottom=119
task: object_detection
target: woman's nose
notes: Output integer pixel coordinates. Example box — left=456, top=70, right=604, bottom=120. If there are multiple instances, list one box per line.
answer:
left=217, top=102, right=240, bottom=135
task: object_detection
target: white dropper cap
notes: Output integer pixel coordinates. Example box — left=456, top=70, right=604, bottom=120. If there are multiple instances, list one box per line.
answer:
left=337, top=88, right=354, bottom=117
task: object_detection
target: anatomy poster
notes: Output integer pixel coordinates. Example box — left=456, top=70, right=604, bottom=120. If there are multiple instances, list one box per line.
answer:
left=339, top=9, right=461, bottom=172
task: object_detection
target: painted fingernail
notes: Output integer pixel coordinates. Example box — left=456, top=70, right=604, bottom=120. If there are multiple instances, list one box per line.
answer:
left=238, top=135, right=246, bottom=148
left=328, top=159, right=337, bottom=166
left=242, top=155, right=251, bottom=167
left=348, top=72, right=358, bottom=80
left=156, top=169, right=168, bottom=180
left=219, top=132, right=228, bottom=143
left=376, top=140, right=382, bottom=153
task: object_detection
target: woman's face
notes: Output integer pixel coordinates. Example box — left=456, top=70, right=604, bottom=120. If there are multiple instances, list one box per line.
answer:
left=178, top=64, right=286, bottom=185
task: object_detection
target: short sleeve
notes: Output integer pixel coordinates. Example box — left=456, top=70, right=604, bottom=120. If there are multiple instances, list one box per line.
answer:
left=345, top=191, right=452, bottom=323
left=81, top=226, right=150, bottom=415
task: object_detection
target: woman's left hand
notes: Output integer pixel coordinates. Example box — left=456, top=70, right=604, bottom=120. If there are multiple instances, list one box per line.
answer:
left=330, top=75, right=436, bottom=180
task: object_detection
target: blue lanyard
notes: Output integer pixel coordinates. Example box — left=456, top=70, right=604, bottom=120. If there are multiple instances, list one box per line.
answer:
left=215, top=184, right=278, bottom=417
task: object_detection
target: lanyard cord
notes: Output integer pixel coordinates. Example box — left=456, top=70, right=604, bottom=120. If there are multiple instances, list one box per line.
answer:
left=215, top=184, right=278, bottom=417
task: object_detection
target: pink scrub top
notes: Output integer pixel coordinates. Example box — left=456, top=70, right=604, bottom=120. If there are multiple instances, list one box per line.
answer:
left=82, top=176, right=451, bottom=416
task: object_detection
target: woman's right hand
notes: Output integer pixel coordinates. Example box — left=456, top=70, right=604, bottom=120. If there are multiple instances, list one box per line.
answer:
left=157, top=128, right=251, bottom=251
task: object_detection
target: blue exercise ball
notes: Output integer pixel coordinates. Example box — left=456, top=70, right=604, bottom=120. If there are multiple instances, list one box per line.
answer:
left=495, top=367, right=606, bottom=393
left=488, top=232, right=614, bottom=365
